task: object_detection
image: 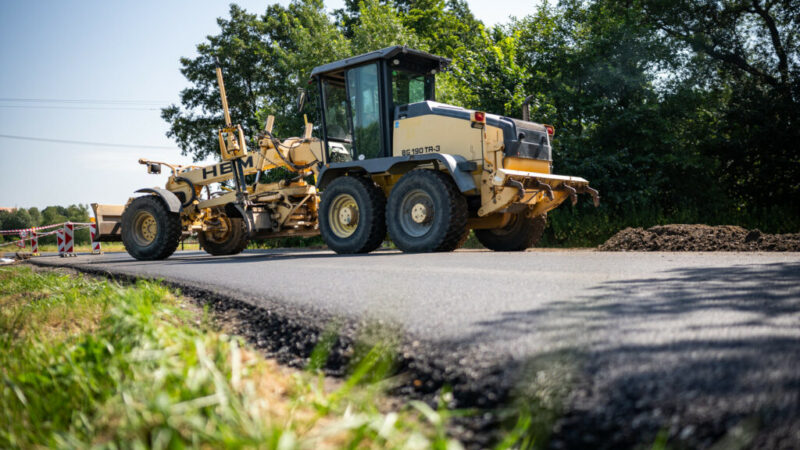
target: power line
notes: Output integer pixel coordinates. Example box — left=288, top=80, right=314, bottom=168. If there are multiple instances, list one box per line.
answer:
left=0, top=134, right=177, bottom=150
left=0, top=105, right=161, bottom=111
left=0, top=97, right=168, bottom=105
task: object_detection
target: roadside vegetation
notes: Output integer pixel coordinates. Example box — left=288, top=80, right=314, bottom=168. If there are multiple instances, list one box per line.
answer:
left=0, top=205, right=92, bottom=246
left=161, top=0, right=798, bottom=246
left=0, top=265, right=469, bottom=449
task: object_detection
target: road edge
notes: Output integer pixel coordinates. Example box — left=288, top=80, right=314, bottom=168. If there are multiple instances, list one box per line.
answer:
left=27, top=257, right=525, bottom=447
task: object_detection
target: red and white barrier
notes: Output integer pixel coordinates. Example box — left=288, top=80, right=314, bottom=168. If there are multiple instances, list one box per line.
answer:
left=30, top=230, right=38, bottom=255
left=1, top=221, right=96, bottom=256
left=60, top=222, right=76, bottom=257
left=56, top=229, right=65, bottom=254
left=0, top=223, right=63, bottom=235
left=89, top=222, right=102, bottom=254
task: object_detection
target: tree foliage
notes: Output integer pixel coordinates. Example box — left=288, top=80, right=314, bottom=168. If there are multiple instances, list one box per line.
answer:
left=629, top=0, right=800, bottom=206
left=161, top=0, right=800, bottom=244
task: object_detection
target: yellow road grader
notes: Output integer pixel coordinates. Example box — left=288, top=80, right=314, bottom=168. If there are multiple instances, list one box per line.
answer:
left=94, top=46, right=598, bottom=260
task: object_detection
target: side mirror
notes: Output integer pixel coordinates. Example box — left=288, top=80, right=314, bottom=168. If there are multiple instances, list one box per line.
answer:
left=147, top=163, right=162, bottom=174
left=296, top=88, right=307, bottom=113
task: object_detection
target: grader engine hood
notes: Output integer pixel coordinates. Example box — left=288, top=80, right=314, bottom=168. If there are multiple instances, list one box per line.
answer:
left=396, top=102, right=552, bottom=162
left=496, top=117, right=552, bottom=161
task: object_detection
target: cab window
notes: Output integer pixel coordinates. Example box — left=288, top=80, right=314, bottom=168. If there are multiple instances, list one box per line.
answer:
left=392, top=70, right=426, bottom=105
left=346, top=63, right=382, bottom=160
left=322, top=78, right=352, bottom=161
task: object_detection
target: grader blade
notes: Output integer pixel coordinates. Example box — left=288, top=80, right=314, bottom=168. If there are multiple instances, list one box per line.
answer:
left=91, top=203, right=124, bottom=242
left=480, top=168, right=599, bottom=217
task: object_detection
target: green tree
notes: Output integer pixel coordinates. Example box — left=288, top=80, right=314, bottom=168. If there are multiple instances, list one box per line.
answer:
left=332, top=0, right=363, bottom=38
left=351, top=0, right=421, bottom=54
left=0, top=209, right=33, bottom=243
left=66, top=204, right=91, bottom=244
left=445, top=26, right=530, bottom=116
left=514, top=0, right=685, bottom=209
left=28, top=207, right=41, bottom=227
left=628, top=0, right=800, bottom=207
left=395, top=0, right=483, bottom=58
left=161, top=4, right=272, bottom=162
left=6, top=209, right=33, bottom=231
left=162, top=1, right=349, bottom=163
left=41, top=206, right=68, bottom=226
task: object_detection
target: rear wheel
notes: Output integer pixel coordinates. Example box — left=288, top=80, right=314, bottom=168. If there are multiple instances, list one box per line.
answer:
left=475, top=213, right=546, bottom=251
left=386, top=170, right=467, bottom=253
left=199, top=213, right=248, bottom=256
left=320, top=176, right=386, bottom=254
left=121, top=195, right=182, bottom=260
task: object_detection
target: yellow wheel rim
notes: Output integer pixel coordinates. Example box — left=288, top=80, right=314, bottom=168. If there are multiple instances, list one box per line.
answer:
left=328, top=193, right=359, bottom=238
left=132, top=211, right=157, bottom=246
left=204, top=215, right=232, bottom=244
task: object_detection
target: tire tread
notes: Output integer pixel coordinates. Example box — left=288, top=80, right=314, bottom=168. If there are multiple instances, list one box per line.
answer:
left=121, top=195, right=182, bottom=260
left=386, top=170, right=467, bottom=253
left=199, top=217, right=248, bottom=256
left=319, top=176, right=386, bottom=254
left=475, top=213, right=546, bottom=251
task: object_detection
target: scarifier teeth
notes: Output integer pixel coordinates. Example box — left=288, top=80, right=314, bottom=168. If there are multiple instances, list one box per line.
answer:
left=575, top=185, right=600, bottom=207
left=557, top=183, right=578, bottom=206
left=532, top=180, right=554, bottom=200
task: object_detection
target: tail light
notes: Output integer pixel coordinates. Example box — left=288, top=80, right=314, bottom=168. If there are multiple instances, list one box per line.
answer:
left=471, top=111, right=486, bottom=129
left=545, top=125, right=555, bottom=137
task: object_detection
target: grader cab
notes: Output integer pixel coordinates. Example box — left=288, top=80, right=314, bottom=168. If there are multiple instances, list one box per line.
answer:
left=94, top=46, right=598, bottom=260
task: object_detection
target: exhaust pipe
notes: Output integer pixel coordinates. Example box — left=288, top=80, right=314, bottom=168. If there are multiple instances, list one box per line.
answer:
left=521, top=95, right=535, bottom=122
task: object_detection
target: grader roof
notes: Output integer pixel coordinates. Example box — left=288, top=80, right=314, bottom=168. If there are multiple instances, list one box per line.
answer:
left=310, top=45, right=451, bottom=79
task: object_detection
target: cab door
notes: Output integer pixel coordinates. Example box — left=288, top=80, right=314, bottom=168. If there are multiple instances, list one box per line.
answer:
left=345, top=63, right=384, bottom=160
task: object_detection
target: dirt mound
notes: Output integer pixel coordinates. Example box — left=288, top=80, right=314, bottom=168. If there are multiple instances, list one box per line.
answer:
left=599, top=224, right=800, bottom=251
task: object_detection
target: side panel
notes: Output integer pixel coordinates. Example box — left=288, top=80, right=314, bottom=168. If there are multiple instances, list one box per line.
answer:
left=392, top=115, right=483, bottom=161
left=316, top=154, right=478, bottom=193
left=177, top=154, right=258, bottom=186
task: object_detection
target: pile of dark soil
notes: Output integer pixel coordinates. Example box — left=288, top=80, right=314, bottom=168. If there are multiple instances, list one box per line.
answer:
left=599, top=224, right=800, bottom=251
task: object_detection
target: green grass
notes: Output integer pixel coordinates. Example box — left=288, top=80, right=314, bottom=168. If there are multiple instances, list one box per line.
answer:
left=0, top=265, right=468, bottom=449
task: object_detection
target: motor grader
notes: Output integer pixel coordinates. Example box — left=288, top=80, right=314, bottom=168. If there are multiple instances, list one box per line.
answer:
left=94, top=46, right=598, bottom=260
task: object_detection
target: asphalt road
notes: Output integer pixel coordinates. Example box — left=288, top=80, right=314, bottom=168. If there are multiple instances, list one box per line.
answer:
left=31, top=249, right=800, bottom=448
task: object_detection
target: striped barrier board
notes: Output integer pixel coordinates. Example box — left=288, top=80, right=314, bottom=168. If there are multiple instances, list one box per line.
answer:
left=62, top=223, right=75, bottom=256
left=15, top=230, right=26, bottom=248
left=0, top=222, right=95, bottom=256
left=30, top=230, right=38, bottom=255
left=57, top=229, right=65, bottom=254
left=90, top=222, right=102, bottom=254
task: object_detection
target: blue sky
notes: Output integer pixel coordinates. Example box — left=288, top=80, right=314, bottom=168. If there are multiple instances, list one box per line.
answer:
left=0, top=0, right=540, bottom=209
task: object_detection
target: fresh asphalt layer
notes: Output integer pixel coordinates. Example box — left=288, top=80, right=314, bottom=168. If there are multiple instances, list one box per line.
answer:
left=31, top=249, right=800, bottom=448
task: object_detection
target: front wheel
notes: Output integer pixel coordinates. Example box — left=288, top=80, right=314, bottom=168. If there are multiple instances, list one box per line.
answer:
left=121, top=195, right=182, bottom=260
left=319, top=176, right=386, bottom=254
left=474, top=213, right=546, bottom=251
